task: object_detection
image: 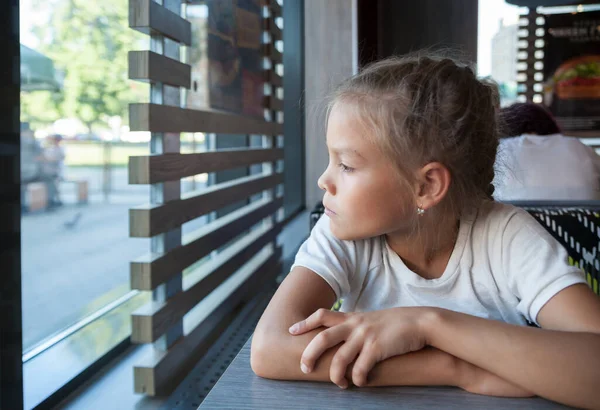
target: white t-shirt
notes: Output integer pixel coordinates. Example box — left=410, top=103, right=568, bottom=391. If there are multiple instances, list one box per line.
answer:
left=292, top=202, right=586, bottom=326
left=494, top=134, right=600, bottom=201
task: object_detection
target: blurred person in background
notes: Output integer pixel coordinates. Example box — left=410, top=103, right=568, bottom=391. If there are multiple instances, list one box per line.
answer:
left=20, top=122, right=44, bottom=213
left=494, top=102, right=600, bottom=201
left=42, top=134, right=66, bottom=208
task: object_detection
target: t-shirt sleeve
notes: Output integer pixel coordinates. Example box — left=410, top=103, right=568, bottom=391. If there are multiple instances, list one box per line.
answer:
left=501, top=209, right=588, bottom=325
left=291, top=214, right=356, bottom=299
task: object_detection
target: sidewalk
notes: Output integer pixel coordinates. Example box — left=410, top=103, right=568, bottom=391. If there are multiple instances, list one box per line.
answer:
left=21, top=167, right=207, bottom=353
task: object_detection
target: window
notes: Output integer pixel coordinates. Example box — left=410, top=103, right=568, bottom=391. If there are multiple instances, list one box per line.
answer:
left=20, top=0, right=151, bottom=407
left=477, top=0, right=526, bottom=106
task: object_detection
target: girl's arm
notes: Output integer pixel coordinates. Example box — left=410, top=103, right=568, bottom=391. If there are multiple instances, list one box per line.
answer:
left=251, top=266, right=529, bottom=395
left=423, top=283, right=600, bottom=409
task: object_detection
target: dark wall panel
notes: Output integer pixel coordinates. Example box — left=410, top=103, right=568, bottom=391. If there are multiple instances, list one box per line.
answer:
left=359, top=0, right=478, bottom=66
left=0, top=1, right=24, bottom=409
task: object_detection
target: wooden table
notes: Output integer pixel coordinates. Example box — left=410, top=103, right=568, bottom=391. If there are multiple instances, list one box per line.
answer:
left=199, top=338, right=573, bottom=409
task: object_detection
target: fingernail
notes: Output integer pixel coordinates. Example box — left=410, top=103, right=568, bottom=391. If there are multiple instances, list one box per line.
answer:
left=289, top=323, right=299, bottom=334
left=301, top=363, right=310, bottom=374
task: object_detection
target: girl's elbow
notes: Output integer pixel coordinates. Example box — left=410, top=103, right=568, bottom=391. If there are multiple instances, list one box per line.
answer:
left=250, top=332, right=278, bottom=379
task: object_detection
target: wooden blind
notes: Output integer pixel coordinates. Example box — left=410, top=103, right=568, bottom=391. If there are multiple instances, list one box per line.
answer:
left=127, top=0, right=284, bottom=396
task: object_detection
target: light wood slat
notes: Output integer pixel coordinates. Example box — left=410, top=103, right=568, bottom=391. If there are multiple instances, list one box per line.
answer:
left=131, top=197, right=283, bottom=290
left=264, top=16, right=282, bottom=41
left=128, top=51, right=191, bottom=88
left=129, top=0, right=192, bottom=45
left=132, top=223, right=282, bottom=342
left=130, top=173, right=283, bottom=237
left=263, top=96, right=284, bottom=112
left=262, top=44, right=282, bottom=63
left=133, top=248, right=282, bottom=395
left=264, top=70, right=283, bottom=87
left=129, top=148, right=283, bottom=184
left=265, top=0, right=282, bottom=17
left=129, top=103, right=283, bottom=135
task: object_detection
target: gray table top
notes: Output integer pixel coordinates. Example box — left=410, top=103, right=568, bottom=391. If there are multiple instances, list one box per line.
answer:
left=199, top=338, right=573, bottom=410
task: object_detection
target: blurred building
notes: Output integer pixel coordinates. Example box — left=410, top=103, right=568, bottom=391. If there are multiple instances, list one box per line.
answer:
left=491, top=18, right=519, bottom=84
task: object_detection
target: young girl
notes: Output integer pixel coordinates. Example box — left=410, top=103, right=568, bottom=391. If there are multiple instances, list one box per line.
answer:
left=251, top=55, right=600, bottom=409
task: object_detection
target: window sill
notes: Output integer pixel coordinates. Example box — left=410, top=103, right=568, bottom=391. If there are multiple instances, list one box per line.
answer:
left=24, top=292, right=148, bottom=409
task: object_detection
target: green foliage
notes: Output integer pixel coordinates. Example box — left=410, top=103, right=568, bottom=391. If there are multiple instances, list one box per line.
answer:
left=21, top=0, right=148, bottom=132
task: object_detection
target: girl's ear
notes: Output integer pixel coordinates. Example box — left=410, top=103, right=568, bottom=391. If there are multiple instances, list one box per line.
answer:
left=415, top=162, right=451, bottom=211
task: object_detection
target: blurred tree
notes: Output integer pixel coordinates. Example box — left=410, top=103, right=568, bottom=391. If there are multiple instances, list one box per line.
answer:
left=21, top=0, right=148, bottom=134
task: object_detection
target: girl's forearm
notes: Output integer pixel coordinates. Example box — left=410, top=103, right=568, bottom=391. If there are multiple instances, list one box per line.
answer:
left=423, top=308, right=600, bottom=409
left=252, top=329, right=515, bottom=392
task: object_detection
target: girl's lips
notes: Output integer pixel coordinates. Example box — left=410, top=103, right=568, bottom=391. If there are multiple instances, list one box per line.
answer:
left=324, top=207, right=337, bottom=216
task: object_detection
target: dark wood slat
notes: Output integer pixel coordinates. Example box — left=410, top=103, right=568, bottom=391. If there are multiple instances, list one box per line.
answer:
left=129, top=103, right=283, bottom=135
left=130, top=173, right=283, bottom=237
left=265, top=0, right=282, bottom=17
left=133, top=248, right=282, bottom=396
left=517, top=69, right=538, bottom=76
left=262, top=43, right=283, bottom=63
left=128, top=51, right=191, bottom=88
left=264, top=16, right=282, bottom=41
left=264, top=70, right=283, bottom=87
left=129, top=148, right=283, bottom=184
left=263, top=96, right=284, bottom=112
left=132, top=224, right=282, bottom=342
left=129, top=0, right=192, bottom=45
left=131, top=197, right=283, bottom=290
left=517, top=57, right=537, bottom=64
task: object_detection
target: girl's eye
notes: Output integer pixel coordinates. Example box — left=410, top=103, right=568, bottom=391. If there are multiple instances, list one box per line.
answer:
left=338, top=163, right=354, bottom=173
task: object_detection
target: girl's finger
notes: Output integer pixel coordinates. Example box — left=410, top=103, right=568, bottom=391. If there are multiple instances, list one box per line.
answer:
left=329, top=337, right=362, bottom=389
left=300, top=324, right=348, bottom=373
left=289, top=308, right=346, bottom=335
left=352, top=344, right=380, bottom=387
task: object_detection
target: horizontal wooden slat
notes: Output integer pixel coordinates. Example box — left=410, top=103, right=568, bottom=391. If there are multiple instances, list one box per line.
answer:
left=133, top=248, right=281, bottom=395
left=264, top=16, right=282, bottom=41
left=128, top=51, right=191, bottom=88
left=517, top=57, right=537, bottom=64
left=130, top=172, right=283, bottom=237
left=132, top=223, right=282, bottom=342
left=129, top=148, right=283, bottom=184
left=517, top=69, right=538, bottom=76
left=264, top=70, right=283, bottom=87
left=129, top=103, right=283, bottom=135
left=263, top=96, right=284, bottom=112
left=262, top=44, right=282, bottom=63
left=129, top=0, right=192, bottom=45
left=565, top=131, right=600, bottom=138
left=131, top=197, right=283, bottom=290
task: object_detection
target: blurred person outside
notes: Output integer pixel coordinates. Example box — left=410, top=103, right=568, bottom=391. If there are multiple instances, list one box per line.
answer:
left=20, top=122, right=44, bottom=212
left=494, top=102, right=600, bottom=201
left=42, top=134, right=66, bottom=208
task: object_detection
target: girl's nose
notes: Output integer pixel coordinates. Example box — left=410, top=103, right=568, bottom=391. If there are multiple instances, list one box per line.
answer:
left=317, top=168, right=335, bottom=194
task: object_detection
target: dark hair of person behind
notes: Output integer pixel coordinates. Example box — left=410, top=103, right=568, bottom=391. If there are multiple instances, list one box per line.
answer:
left=499, top=102, right=561, bottom=137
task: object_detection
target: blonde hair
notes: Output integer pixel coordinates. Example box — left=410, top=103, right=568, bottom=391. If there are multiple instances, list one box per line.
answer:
left=328, top=53, right=500, bottom=220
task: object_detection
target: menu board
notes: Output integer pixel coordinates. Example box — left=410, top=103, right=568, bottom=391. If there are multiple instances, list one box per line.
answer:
left=543, top=11, right=600, bottom=132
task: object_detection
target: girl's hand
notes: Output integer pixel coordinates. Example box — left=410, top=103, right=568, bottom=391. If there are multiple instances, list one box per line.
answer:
left=288, top=307, right=429, bottom=388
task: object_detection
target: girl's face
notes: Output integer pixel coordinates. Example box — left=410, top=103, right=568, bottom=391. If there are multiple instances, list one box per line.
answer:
left=318, top=103, right=415, bottom=241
